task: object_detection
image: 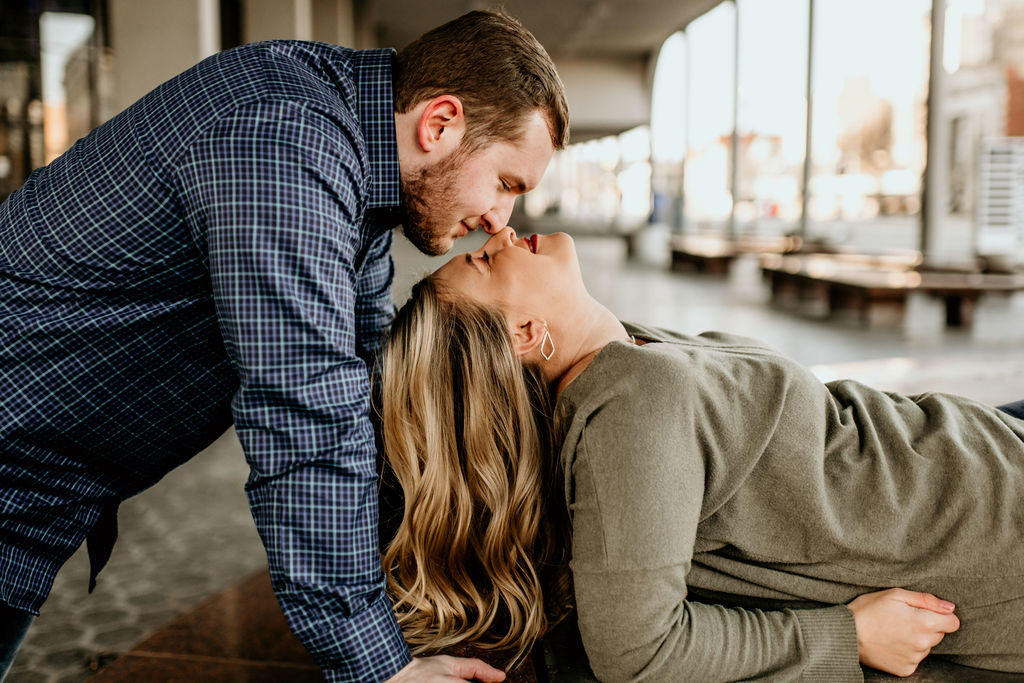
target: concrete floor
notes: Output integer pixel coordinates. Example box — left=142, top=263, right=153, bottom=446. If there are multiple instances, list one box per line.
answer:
left=7, top=229, right=1023, bottom=682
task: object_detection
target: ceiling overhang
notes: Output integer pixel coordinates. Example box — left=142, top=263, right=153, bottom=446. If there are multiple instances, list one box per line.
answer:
left=367, top=0, right=726, bottom=143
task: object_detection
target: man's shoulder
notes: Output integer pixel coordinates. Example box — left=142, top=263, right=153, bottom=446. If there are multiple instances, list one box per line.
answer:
left=134, top=41, right=373, bottom=174
left=208, top=41, right=361, bottom=108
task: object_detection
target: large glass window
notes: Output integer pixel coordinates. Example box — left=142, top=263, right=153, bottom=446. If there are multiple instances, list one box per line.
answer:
left=683, top=2, right=737, bottom=234
left=650, top=32, right=687, bottom=230
left=735, top=0, right=809, bottom=237
left=807, top=0, right=931, bottom=252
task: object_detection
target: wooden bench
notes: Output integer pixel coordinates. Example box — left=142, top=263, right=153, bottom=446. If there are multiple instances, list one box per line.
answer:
left=760, top=253, right=1024, bottom=327
left=670, top=234, right=800, bottom=275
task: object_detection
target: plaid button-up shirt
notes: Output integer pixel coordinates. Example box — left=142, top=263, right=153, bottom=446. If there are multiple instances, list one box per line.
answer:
left=0, top=42, right=410, bottom=681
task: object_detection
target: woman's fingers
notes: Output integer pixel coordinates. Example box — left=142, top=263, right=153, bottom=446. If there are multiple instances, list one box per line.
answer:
left=894, top=588, right=962, bottom=636
left=849, top=587, right=960, bottom=677
left=896, top=588, right=957, bottom=615
left=930, top=609, right=961, bottom=634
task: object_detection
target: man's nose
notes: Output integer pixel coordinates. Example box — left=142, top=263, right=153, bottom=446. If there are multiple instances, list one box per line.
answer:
left=481, top=195, right=517, bottom=234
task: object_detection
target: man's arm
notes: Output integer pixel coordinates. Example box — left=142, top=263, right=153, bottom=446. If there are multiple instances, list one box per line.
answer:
left=178, top=98, right=410, bottom=681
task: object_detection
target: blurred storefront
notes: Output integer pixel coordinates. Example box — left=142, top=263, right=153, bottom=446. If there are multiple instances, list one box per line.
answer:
left=0, top=1, right=109, bottom=200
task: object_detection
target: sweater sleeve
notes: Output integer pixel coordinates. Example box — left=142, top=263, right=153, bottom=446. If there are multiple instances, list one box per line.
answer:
left=566, top=382, right=862, bottom=682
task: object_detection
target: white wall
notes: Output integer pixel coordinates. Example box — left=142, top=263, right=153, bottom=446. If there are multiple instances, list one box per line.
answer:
left=556, top=56, right=652, bottom=142
left=107, top=0, right=219, bottom=111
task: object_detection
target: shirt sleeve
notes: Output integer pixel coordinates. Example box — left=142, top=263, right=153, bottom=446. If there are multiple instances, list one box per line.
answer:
left=566, top=378, right=861, bottom=682
left=353, top=227, right=395, bottom=371
left=177, top=99, right=410, bottom=682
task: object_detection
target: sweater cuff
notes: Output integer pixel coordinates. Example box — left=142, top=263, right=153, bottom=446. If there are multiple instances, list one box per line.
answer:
left=795, top=605, right=863, bottom=682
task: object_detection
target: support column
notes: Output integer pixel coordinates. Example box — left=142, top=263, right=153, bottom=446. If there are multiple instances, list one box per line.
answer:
left=728, top=0, right=740, bottom=240
left=800, top=0, right=815, bottom=240
left=245, top=0, right=313, bottom=43
left=312, top=0, right=356, bottom=47
left=107, top=0, right=219, bottom=112
left=922, top=0, right=949, bottom=264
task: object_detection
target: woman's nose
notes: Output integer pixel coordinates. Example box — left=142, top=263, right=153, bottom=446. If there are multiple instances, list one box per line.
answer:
left=478, top=227, right=516, bottom=254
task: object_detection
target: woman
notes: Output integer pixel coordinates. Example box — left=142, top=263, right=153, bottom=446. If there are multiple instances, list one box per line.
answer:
left=379, top=227, right=1024, bottom=682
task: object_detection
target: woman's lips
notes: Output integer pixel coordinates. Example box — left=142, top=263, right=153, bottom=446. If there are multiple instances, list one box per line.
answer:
left=529, top=234, right=538, bottom=253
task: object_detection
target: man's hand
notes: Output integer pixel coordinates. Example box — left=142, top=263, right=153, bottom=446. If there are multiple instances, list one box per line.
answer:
left=385, top=655, right=506, bottom=683
left=848, top=588, right=960, bottom=677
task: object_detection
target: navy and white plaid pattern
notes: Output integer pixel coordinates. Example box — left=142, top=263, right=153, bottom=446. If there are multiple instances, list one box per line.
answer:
left=0, top=42, right=410, bottom=681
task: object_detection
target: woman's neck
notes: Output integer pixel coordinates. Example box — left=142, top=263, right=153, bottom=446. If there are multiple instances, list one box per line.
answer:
left=548, top=297, right=629, bottom=397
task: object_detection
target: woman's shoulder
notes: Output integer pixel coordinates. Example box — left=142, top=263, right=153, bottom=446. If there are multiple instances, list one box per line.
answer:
left=554, top=324, right=799, bottom=468
left=624, top=321, right=777, bottom=353
left=559, top=324, right=782, bottom=417
left=553, top=331, right=697, bottom=465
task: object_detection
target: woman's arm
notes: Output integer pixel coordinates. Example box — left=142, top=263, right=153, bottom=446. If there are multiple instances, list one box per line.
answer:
left=568, top=425, right=862, bottom=682
left=568, top=406, right=961, bottom=682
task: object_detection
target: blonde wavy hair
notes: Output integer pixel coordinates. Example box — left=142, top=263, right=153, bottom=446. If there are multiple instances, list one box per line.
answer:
left=379, top=276, right=572, bottom=663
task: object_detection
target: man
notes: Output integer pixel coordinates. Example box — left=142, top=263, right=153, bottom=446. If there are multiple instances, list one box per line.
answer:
left=0, top=10, right=568, bottom=682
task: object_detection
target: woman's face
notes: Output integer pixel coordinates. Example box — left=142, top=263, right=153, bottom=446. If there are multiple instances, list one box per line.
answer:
left=433, top=227, right=584, bottom=323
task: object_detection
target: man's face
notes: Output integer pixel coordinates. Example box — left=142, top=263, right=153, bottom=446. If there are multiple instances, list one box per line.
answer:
left=400, top=110, right=555, bottom=256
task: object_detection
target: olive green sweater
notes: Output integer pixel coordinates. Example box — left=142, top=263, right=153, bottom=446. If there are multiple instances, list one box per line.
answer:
left=554, top=323, right=1024, bottom=682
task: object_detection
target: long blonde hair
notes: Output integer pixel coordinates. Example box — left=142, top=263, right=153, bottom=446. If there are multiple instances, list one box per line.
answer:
left=379, top=276, right=572, bottom=662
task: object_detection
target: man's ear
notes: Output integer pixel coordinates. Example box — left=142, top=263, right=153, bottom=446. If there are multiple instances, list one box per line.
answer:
left=416, top=95, right=465, bottom=153
left=510, top=318, right=548, bottom=359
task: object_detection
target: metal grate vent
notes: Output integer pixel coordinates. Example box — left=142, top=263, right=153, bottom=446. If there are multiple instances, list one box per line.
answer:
left=977, top=137, right=1024, bottom=256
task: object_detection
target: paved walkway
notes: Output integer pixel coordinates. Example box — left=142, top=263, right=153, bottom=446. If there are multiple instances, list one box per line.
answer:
left=7, top=234, right=1023, bottom=682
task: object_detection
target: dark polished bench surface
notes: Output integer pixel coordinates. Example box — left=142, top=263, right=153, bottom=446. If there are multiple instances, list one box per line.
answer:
left=87, top=569, right=1024, bottom=682
left=86, top=570, right=539, bottom=682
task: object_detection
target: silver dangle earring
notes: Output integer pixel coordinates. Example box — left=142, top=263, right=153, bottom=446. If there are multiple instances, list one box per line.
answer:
left=541, top=328, right=555, bottom=361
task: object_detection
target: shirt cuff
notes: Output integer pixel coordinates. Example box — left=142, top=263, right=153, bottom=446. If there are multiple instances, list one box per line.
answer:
left=795, top=605, right=863, bottom=682
left=311, top=591, right=412, bottom=683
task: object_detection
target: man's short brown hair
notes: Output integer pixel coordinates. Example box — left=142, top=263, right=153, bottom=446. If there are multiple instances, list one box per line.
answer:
left=393, top=10, right=570, bottom=151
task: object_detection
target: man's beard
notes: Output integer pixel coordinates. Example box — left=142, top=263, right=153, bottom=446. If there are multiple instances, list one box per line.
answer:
left=400, top=146, right=467, bottom=257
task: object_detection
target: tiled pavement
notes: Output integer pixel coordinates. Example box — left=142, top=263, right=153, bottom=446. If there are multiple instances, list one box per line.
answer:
left=7, top=233, right=1024, bottom=682
left=6, top=429, right=266, bottom=682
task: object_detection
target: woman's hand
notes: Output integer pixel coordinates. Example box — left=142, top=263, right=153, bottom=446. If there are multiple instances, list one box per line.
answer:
left=848, top=588, right=961, bottom=677
left=385, top=655, right=506, bottom=683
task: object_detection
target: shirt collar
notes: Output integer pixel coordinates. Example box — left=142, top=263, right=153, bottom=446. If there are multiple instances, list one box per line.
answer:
left=351, top=48, right=400, bottom=212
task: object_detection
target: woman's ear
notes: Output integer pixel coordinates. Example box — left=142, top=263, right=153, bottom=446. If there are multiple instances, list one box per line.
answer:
left=416, top=95, right=465, bottom=154
left=510, top=318, right=548, bottom=358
